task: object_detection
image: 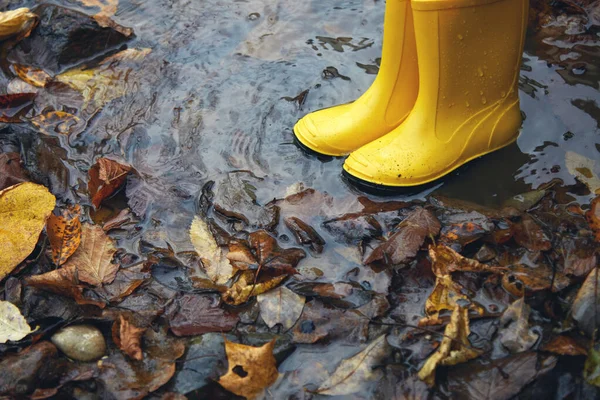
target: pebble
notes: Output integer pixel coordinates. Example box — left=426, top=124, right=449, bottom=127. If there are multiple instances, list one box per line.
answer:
left=51, top=325, right=106, bottom=362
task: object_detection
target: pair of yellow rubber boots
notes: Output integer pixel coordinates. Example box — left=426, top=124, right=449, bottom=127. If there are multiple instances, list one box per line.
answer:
left=294, top=0, right=529, bottom=188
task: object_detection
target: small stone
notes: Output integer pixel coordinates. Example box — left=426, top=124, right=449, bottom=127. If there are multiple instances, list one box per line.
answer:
left=474, top=244, right=497, bottom=262
left=51, top=325, right=106, bottom=361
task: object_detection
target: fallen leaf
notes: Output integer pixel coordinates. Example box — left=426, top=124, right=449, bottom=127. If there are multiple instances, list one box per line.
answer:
left=12, top=65, right=51, bottom=88
left=63, top=224, right=118, bottom=287
left=365, top=207, right=441, bottom=265
left=586, top=196, right=600, bottom=242
left=498, top=298, right=540, bottom=353
left=565, top=151, right=600, bottom=194
left=88, top=157, right=132, bottom=208
left=316, top=334, right=388, bottom=396
left=443, top=352, right=557, bottom=400
left=30, top=111, right=84, bottom=136
left=257, top=286, right=305, bottom=331
left=0, top=152, right=29, bottom=191
left=571, top=268, right=600, bottom=337
left=502, top=264, right=571, bottom=296
left=542, top=335, right=588, bottom=356
left=167, top=294, right=239, bottom=336
left=112, top=314, right=146, bottom=360
left=75, top=0, right=119, bottom=17
left=248, top=230, right=306, bottom=275
left=510, top=215, right=552, bottom=252
left=429, top=244, right=505, bottom=275
left=323, top=213, right=383, bottom=244
left=218, top=339, right=279, bottom=400
left=0, top=341, right=58, bottom=397
left=0, top=93, right=35, bottom=122
left=189, top=216, right=234, bottom=284
left=418, top=305, right=481, bottom=386
left=223, top=271, right=286, bottom=306
left=0, top=7, right=38, bottom=41
left=0, top=300, right=35, bottom=343
left=0, top=182, right=56, bottom=280
left=584, top=348, right=600, bottom=387
left=284, top=216, right=325, bottom=253
left=47, top=204, right=82, bottom=266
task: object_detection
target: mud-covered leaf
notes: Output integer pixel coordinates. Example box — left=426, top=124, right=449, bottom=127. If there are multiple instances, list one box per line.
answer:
left=218, top=339, right=278, bottom=400
left=565, top=151, right=600, bottom=194
left=189, top=216, right=234, bottom=284
left=0, top=152, right=28, bottom=191
left=0, top=93, right=35, bottom=122
left=0, top=182, right=55, bottom=279
left=499, top=298, right=539, bottom=353
left=88, top=157, right=132, bottom=208
left=316, top=334, right=388, bottom=396
left=223, top=271, right=286, bottom=306
left=257, top=286, right=305, bottom=331
left=586, top=196, right=600, bottom=242
left=0, top=300, right=35, bottom=343
left=47, top=204, right=82, bottom=265
left=0, top=7, right=37, bottom=41
left=418, top=306, right=481, bottom=386
left=571, top=268, right=600, bottom=337
left=542, top=335, right=588, bottom=356
left=168, top=294, right=238, bottom=336
left=365, top=207, right=440, bottom=265
left=64, top=224, right=118, bottom=287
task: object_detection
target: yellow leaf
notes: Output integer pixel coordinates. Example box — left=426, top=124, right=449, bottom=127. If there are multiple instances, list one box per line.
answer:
left=47, top=204, right=82, bottom=265
left=418, top=305, right=481, bottom=386
left=63, top=224, right=118, bottom=287
left=218, top=340, right=279, bottom=400
left=189, top=216, right=233, bottom=285
left=0, top=300, right=35, bottom=343
left=565, top=151, right=600, bottom=195
left=0, top=8, right=38, bottom=41
left=0, top=182, right=56, bottom=280
left=257, top=286, right=305, bottom=331
left=75, top=0, right=118, bottom=17
left=12, top=64, right=51, bottom=88
left=30, top=111, right=84, bottom=136
left=223, top=271, right=286, bottom=306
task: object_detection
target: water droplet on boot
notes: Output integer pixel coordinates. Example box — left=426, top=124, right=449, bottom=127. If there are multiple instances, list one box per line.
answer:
left=457, top=34, right=464, bottom=40
left=481, top=96, right=487, bottom=104
left=478, top=67, right=484, bottom=77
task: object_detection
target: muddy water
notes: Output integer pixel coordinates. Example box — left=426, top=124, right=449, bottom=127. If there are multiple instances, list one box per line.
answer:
left=7, top=2, right=600, bottom=268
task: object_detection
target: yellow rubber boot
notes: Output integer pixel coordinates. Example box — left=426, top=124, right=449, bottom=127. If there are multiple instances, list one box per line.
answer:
left=293, top=0, right=419, bottom=156
left=344, top=0, right=529, bottom=186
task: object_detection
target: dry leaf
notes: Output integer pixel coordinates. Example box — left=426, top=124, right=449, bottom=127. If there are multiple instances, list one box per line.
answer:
left=418, top=305, right=481, bottom=386
left=12, top=65, right=51, bottom=88
left=0, top=300, right=35, bottom=343
left=88, top=158, right=132, bottom=208
left=64, top=224, right=118, bottom=287
left=218, top=340, right=279, bottom=400
left=0, top=182, right=56, bottom=280
left=47, top=204, right=82, bottom=266
left=257, top=286, right=305, bottom=331
left=112, top=314, right=146, bottom=360
left=223, top=271, right=286, bottom=306
left=31, top=111, right=84, bottom=136
left=498, top=298, right=539, bottom=353
left=189, top=216, right=234, bottom=284
left=565, top=151, right=600, bottom=194
left=0, top=8, right=38, bottom=41
left=316, top=334, right=388, bottom=396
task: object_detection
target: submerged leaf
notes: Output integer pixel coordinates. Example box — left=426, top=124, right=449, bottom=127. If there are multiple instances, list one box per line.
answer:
left=218, top=340, right=279, bottom=400
left=0, top=300, right=35, bottom=343
left=12, top=65, right=51, bottom=88
left=0, top=8, right=38, bottom=41
left=498, top=298, right=539, bottom=353
left=189, top=216, right=233, bottom=284
left=47, top=204, right=82, bottom=265
left=0, top=93, right=35, bottom=122
left=88, top=157, right=132, bottom=208
left=316, top=334, right=388, bottom=396
left=565, top=151, right=600, bottom=194
left=0, top=182, right=56, bottom=280
left=30, top=111, right=84, bottom=136
left=257, top=286, right=305, bottom=331
left=223, top=271, right=286, bottom=306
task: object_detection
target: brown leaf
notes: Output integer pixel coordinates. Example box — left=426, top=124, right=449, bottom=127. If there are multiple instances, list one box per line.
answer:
left=0, top=341, right=57, bottom=398
left=88, top=157, right=132, bottom=208
left=365, top=207, right=440, bottom=265
left=510, top=215, right=552, bottom=251
left=429, top=244, right=506, bottom=275
left=112, top=314, right=146, bottom=360
left=418, top=305, right=481, bottom=386
left=586, top=196, right=600, bottom=242
left=542, top=335, right=588, bottom=356
left=502, top=264, right=570, bottom=296
left=0, top=152, right=29, bottom=191
left=12, top=65, right=51, bottom=88
left=571, top=268, right=600, bottom=337
left=63, top=224, right=118, bottom=287
left=0, top=93, right=35, bottom=122
left=168, top=294, right=238, bottom=336
left=284, top=216, right=325, bottom=253
left=248, top=230, right=306, bottom=275
left=218, top=339, right=279, bottom=400
left=222, top=271, right=287, bottom=306
left=47, top=204, right=82, bottom=265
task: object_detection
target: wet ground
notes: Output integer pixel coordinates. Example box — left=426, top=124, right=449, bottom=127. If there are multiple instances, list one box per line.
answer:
left=1, top=0, right=599, bottom=398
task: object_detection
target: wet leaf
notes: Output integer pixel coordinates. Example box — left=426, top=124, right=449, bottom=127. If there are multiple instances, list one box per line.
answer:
left=30, top=111, right=84, bottom=136
left=0, top=152, right=29, bottom=191
left=323, top=213, right=383, bottom=244
left=218, top=339, right=279, bottom=400
left=112, top=314, right=146, bottom=360
left=502, top=189, right=547, bottom=211
left=510, top=215, right=552, bottom=251
left=316, top=334, right=388, bottom=396
left=0, top=341, right=58, bottom=397
left=430, top=244, right=505, bottom=275
left=248, top=230, right=306, bottom=274
left=498, top=298, right=540, bottom=353
left=64, top=224, right=118, bottom=287
left=75, top=0, right=119, bottom=17
left=365, top=207, right=441, bottom=265
left=565, top=151, right=600, bottom=194
left=47, top=204, right=82, bottom=265
left=0, top=7, right=37, bottom=41
left=223, top=271, right=286, bottom=306
left=443, top=352, right=557, bottom=400
left=418, top=306, right=481, bottom=386
left=284, top=216, right=325, bottom=253
left=168, top=294, right=239, bottom=336
left=586, top=196, right=600, bottom=242
left=571, top=268, right=600, bottom=337
left=189, top=216, right=234, bottom=284
left=88, top=157, right=132, bottom=208
left=0, top=182, right=56, bottom=280
left=542, top=335, right=588, bottom=356
left=0, top=93, right=35, bottom=122
left=584, top=348, right=600, bottom=387
left=257, top=286, right=305, bottom=331
left=502, top=264, right=571, bottom=296
left=0, top=300, right=35, bottom=343
left=12, top=65, right=51, bottom=88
